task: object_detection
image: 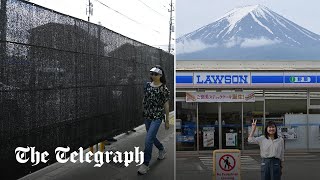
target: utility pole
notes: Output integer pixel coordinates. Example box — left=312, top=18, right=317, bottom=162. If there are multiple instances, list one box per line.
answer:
left=168, top=0, right=174, bottom=53
left=87, top=0, right=93, bottom=22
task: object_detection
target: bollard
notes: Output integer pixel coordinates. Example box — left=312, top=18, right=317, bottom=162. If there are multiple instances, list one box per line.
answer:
left=100, top=141, right=105, bottom=152
left=90, top=146, right=94, bottom=160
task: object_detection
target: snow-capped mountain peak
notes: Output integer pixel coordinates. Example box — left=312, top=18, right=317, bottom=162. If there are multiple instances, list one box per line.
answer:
left=178, top=5, right=320, bottom=48
left=176, top=5, right=320, bottom=60
left=217, top=5, right=277, bottom=36
left=221, top=4, right=263, bottom=23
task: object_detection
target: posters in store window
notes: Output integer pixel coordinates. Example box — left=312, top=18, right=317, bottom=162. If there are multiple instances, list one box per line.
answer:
left=226, top=133, right=237, bottom=146
left=203, top=127, right=215, bottom=147
left=177, top=135, right=194, bottom=143
left=248, top=126, right=263, bottom=137
left=176, top=119, right=181, bottom=130
left=278, top=126, right=297, bottom=140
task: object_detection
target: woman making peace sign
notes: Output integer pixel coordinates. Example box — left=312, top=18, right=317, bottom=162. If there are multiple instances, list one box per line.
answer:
left=248, top=120, right=285, bottom=180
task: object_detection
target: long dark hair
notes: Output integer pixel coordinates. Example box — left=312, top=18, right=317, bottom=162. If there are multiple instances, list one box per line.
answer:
left=264, top=121, right=278, bottom=139
left=150, top=65, right=166, bottom=84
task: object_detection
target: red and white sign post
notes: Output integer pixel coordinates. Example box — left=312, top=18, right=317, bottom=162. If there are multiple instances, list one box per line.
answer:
left=213, top=149, right=241, bottom=180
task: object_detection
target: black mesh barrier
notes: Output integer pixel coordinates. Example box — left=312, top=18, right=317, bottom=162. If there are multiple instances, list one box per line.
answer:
left=0, top=0, right=174, bottom=179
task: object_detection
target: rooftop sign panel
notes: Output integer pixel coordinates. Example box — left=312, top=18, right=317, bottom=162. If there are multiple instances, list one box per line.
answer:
left=176, top=72, right=320, bottom=88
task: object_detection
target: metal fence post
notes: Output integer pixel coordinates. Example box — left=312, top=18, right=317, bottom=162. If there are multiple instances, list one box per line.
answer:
left=100, top=141, right=105, bottom=152
left=0, top=0, right=7, bottom=84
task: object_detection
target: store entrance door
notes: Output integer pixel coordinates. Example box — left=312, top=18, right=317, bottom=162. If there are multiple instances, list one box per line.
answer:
left=198, top=103, right=219, bottom=151
left=221, top=103, right=242, bottom=149
left=198, top=102, right=242, bottom=150
left=193, top=101, right=262, bottom=151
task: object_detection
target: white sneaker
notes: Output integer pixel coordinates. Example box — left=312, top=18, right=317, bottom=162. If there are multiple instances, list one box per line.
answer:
left=158, top=148, right=167, bottom=160
left=137, top=164, right=149, bottom=175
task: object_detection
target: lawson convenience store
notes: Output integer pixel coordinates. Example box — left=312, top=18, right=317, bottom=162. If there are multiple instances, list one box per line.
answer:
left=176, top=61, right=320, bottom=152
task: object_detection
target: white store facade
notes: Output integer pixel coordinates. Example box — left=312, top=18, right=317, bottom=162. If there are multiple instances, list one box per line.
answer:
left=176, top=61, right=320, bottom=152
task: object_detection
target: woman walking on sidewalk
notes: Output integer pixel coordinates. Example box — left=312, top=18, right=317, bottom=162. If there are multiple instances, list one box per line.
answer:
left=138, top=65, right=170, bottom=175
left=248, top=120, right=285, bottom=180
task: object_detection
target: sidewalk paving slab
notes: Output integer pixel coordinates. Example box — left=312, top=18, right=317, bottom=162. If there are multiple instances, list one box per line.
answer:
left=20, top=118, right=174, bottom=180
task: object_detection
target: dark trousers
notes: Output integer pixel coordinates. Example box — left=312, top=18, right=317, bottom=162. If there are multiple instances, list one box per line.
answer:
left=261, top=158, right=281, bottom=180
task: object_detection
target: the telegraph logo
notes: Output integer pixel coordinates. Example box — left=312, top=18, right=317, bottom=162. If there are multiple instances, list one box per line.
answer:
left=289, top=76, right=311, bottom=83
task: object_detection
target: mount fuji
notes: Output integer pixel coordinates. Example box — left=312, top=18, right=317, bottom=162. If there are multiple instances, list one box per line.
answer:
left=176, top=5, right=320, bottom=60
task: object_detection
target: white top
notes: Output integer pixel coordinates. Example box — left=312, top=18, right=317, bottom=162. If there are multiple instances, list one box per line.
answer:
left=150, top=82, right=163, bottom=87
left=248, top=135, right=284, bottom=161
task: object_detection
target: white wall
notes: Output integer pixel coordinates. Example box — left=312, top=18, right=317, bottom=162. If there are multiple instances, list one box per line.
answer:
left=177, top=61, right=320, bottom=71
left=285, top=114, right=320, bottom=149
left=284, top=114, right=308, bottom=149
left=308, top=115, right=320, bottom=149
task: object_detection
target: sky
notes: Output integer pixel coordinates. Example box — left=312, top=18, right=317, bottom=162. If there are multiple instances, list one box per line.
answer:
left=28, top=0, right=174, bottom=52
left=176, top=0, right=320, bottom=38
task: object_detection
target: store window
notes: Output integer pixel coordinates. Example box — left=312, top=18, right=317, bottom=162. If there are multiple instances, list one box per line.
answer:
left=310, top=91, right=320, bottom=105
left=221, top=103, right=242, bottom=149
left=266, top=99, right=307, bottom=120
left=198, top=103, right=218, bottom=150
left=308, top=91, right=320, bottom=149
left=309, top=109, right=320, bottom=114
left=266, top=95, right=307, bottom=149
left=199, top=103, right=219, bottom=150
left=244, top=101, right=264, bottom=150
left=176, top=101, right=197, bottom=151
left=307, top=114, right=320, bottom=149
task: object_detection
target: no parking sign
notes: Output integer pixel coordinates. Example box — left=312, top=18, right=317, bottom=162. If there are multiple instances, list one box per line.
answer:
left=213, top=149, right=241, bottom=180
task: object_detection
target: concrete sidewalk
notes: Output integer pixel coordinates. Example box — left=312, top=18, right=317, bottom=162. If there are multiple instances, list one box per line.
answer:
left=20, top=114, right=174, bottom=180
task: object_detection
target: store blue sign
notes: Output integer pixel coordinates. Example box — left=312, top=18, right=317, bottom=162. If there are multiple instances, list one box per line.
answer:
left=251, top=76, right=283, bottom=83
left=176, top=76, right=193, bottom=83
left=284, top=76, right=316, bottom=83
left=176, top=72, right=320, bottom=87
left=195, top=74, right=249, bottom=84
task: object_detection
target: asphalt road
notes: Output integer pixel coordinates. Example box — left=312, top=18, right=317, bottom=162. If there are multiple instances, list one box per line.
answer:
left=176, top=151, right=320, bottom=180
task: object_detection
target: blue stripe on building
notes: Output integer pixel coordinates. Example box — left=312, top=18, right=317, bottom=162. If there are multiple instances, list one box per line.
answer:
left=251, top=76, right=283, bottom=83
left=176, top=76, right=193, bottom=83
left=177, top=75, right=320, bottom=84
